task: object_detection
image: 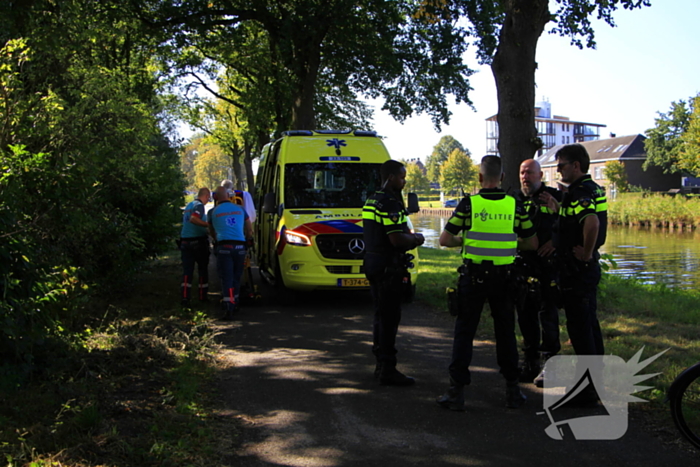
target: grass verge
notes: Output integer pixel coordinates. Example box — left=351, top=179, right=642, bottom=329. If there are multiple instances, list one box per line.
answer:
left=415, top=245, right=700, bottom=406
left=0, top=251, right=228, bottom=467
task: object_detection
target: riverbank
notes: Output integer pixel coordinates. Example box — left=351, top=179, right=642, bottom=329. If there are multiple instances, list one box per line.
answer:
left=416, top=207, right=454, bottom=217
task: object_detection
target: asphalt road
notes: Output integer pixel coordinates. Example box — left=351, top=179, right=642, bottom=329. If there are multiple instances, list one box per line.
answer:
left=208, top=269, right=697, bottom=466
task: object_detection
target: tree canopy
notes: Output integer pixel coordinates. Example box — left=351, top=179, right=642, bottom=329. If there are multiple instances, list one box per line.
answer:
left=603, top=160, right=629, bottom=193
left=439, top=148, right=478, bottom=197
left=678, top=95, right=700, bottom=177
left=426, top=135, right=466, bottom=184
left=140, top=0, right=476, bottom=132
left=404, top=162, right=431, bottom=194
left=643, top=96, right=697, bottom=176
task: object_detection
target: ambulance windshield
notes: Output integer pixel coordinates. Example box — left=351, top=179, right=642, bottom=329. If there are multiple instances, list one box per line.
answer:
left=284, top=163, right=382, bottom=208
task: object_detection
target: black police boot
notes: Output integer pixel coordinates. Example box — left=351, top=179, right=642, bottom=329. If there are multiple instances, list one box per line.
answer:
left=379, top=365, right=415, bottom=386
left=519, top=353, right=541, bottom=383
left=506, top=381, right=527, bottom=409
left=374, top=362, right=383, bottom=380
left=436, top=379, right=465, bottom=411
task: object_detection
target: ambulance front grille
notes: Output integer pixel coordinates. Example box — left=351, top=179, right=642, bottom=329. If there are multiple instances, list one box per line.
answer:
left=316, top=234, right=366, bottom=260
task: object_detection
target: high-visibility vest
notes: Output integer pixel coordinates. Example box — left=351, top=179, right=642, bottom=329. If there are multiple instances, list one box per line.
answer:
left=463, top=195, right=517, bottom=266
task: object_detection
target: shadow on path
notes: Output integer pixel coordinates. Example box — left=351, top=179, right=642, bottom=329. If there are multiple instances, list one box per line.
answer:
left=204, top=266, right=696, bottom=466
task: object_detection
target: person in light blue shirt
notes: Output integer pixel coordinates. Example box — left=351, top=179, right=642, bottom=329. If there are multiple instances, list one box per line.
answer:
left=180, top=187, right=211, bottom=307
left=208, top=187, right=253, bottom=320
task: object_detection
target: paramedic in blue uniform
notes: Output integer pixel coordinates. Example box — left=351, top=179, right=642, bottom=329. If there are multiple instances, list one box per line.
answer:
left=180, top=187, right=211, bottom=307
left=208, top=187, right=254, bottom=320
left=362, top=160, right=424, bottom=386
left=436, top=155, right=537, bottom=411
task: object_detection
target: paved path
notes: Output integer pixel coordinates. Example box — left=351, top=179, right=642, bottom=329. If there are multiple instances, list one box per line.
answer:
left=207, top=270, right=696, bottom=466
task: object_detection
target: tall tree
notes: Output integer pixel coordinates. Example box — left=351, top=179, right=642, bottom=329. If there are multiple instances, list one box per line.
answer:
left=193, top=140, right=232, bottom=189
left=426, top=135, right=466, bottom=184
left=418, top=0, right=650, bottom=192
left=603, top=160, right=629, bottom=193
left=439, top=148, right=478, bottom=197
left=678, top=95, right=700, bottom=177
left=405, top=161, right=431, bottom=194
left=643, top=98, right=692, bottom=175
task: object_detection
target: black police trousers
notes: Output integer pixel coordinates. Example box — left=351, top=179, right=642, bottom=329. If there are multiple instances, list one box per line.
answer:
left=516, top=264, right=561, bottom=358
left=367, top=270, right=404, bottom=369
left=449, top=268, right=520, bottom=385
left=560, top=257, right=604, bottom=356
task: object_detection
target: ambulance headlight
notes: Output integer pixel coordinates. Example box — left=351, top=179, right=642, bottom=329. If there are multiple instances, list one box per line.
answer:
left=285, top=230, right=311, bottom=246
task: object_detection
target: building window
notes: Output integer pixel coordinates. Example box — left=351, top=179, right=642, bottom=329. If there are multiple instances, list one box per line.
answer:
left=594, top=166, right=606, bottom=180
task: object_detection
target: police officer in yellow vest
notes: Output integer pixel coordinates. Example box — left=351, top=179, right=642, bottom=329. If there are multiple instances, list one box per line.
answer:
left=437, top=156, right=538, bottom=411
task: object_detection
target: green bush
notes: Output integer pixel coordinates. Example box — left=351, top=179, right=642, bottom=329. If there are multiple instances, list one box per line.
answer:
left=0, top=35, right=184, bottom=377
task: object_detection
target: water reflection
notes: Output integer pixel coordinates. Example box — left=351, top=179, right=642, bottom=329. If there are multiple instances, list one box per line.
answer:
left=410, top=214, right=700, bottom=290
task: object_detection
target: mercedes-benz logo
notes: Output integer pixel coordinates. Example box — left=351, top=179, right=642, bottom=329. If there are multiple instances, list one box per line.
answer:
left=348, top=238, right=365, bottom=254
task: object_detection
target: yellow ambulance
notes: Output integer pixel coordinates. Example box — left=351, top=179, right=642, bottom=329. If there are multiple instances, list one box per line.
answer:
left=254, top=130, right=419, bottom=301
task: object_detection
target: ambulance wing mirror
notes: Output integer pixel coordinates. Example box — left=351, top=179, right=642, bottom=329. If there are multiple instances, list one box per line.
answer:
left=407, top=192, right=420, bottom=214
left=262, top=192, right=277, bottom=214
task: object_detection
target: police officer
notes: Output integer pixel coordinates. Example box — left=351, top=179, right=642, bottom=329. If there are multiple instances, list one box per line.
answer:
left=362, top=160, right=425, bottom=386
left=543, top=144, right=607, bottom=357
left=514, top=159, right=562, bottom=386
left=180, top=187, right=211, bottom=307
left=208, top=187, right=254, bottom=320
left=436, top=156, right=537, bottom=411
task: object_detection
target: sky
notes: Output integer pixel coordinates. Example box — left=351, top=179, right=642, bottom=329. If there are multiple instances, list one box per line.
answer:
left=369, top=0, right=700, bottom=162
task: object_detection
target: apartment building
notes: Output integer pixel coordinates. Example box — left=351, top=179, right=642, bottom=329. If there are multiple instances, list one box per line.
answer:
left=485, top=100, right=606, bottom=157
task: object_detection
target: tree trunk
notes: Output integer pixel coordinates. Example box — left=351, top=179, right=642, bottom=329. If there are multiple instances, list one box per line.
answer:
left=289, top=43, right=321, bottom=130
left=491, top=0, right=550, bottom=194
left=231, top=139, right=243, bottom=190
left=243, top=140, right=255, bottom=192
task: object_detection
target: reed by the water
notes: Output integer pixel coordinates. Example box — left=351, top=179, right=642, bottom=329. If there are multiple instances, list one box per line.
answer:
left=608, top=193, right=700, bottom=229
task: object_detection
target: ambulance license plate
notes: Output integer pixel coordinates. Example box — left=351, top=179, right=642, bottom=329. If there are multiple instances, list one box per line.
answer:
left=339, top=278, right=370, bottom=287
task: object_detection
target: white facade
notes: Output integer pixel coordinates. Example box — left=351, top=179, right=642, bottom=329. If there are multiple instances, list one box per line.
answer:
left=486, top=100, right=606, bottom=156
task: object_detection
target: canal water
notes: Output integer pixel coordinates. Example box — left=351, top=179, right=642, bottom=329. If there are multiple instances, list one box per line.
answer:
left=410, top=214, right=700, bottom=291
